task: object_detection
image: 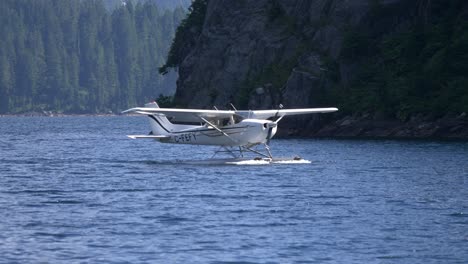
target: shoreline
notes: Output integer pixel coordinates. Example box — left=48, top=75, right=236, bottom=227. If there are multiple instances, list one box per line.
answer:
left=279, top=113, right=468, bottom=140
left=2, top=113, right=467, bottom=140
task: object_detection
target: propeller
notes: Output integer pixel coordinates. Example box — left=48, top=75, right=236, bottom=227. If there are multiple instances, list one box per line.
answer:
left=265, top=104, right=285, bottom=145
left=266, top=122, right=276, bottom=146
left=267, top=104, right=284, bottom=144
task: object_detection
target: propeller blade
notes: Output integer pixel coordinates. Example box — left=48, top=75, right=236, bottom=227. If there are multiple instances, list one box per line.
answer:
left=266, top=121, right=277, bottom=145
left=266, top=126, right=273, bottom=146
left=275, top=115, right=284, bottom=123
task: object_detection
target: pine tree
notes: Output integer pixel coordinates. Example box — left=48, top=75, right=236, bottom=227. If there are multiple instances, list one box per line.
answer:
left=0, top=0, right=186, bottom=114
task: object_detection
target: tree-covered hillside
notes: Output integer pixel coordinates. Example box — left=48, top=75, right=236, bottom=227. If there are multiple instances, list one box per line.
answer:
left=102, top=0, right=191, bottom=11
left=163, top=0, right=468, bottom=121
left=0, top=0, right=185, bottom=114
left=336, top=0, right=468, bottom=119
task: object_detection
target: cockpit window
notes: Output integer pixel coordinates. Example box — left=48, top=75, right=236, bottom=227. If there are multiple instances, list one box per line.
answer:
left=202, top=115, right=244, bottom=127
left=222, top=118, right=230, bottom=126
left=233, top=114, right=244, bottom=124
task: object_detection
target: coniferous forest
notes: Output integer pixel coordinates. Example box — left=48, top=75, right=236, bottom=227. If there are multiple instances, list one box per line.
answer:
left=0, top=0, right=185, bottom=114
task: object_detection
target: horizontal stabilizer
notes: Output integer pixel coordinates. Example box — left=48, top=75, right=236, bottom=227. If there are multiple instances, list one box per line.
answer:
left=127, top=135, right=170, bottom=139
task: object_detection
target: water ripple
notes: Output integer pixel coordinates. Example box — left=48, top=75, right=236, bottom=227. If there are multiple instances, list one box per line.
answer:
left=0, top=116, right=467, bottom=263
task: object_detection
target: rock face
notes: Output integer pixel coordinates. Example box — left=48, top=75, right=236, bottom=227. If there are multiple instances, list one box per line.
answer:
left=174, top=0, right=393, bottom=108
left=175, top=0, right=288, bottom=108
left=172, top=0, right=468, bottom=139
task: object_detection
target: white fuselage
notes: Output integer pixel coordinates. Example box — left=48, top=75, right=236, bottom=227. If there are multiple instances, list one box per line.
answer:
left=159, top=119, right=277, bottom=147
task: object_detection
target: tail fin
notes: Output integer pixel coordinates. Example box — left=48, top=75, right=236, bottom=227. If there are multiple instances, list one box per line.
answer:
left=145, top=101, right=174, bottom=136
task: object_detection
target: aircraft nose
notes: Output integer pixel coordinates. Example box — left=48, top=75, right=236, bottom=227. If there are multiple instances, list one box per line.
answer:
left=262, top=122, right=277, bottom=131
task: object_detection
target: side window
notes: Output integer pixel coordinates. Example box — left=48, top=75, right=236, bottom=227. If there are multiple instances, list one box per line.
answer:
left=233, top=115, right=243, bottom=124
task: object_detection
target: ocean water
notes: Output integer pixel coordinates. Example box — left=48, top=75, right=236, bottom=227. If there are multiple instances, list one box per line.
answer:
left=0, top=116, right=467, bottom=263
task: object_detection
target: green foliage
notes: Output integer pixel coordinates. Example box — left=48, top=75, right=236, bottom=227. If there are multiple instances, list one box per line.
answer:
left=267, top=0, right=284, bottom=22
left=0, top=0, right=185, bottom=114
left=236, top=58, right=299, bottom=108
left=337, top=0, right=468, bottom=118
left=156, top=94, right=174, bottom=108
left=266, top=0, right=297, bottom=35
left=159, top=0, right=208, bottom=75
left=340, top=29, right=373, bottom=62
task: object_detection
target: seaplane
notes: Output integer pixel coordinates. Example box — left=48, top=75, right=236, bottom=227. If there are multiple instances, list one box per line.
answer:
left=122, top=101, right=338, bottom=164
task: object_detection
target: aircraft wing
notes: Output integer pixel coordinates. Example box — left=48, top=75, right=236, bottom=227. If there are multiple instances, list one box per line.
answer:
left=122, top=107, right=235, bottom=123
left=122, top=106, right=338, bottom=122
left=236, top=107, right=338, bottom=119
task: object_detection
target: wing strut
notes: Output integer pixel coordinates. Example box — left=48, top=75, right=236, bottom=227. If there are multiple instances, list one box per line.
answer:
left=198, top=116, right=238, bottom=144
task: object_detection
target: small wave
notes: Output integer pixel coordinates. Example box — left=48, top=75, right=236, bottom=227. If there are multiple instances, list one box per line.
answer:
left=41, top=200, right=83, bottom=205
left=448, top=212, right=468, bottom=217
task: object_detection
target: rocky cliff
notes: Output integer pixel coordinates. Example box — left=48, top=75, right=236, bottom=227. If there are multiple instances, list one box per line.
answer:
left=167, top=0, right=468, bottom=139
